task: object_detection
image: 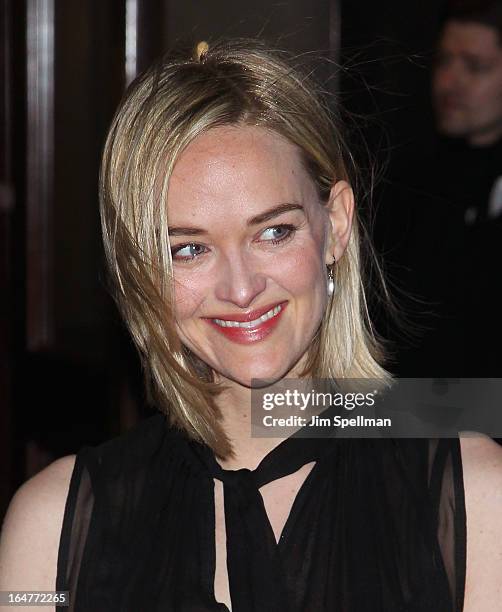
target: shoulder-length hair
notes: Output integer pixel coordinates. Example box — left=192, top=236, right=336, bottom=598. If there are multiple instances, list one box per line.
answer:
left=100, top=38, right=390, bottom=457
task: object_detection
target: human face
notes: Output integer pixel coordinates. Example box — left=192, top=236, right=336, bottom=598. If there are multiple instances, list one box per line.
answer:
left=166, top=125, right=353, bottom=388
left=432, top=21, right=502, bottom=146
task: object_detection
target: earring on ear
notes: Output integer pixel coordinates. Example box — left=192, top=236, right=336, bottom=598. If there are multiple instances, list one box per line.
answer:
left=327, top=258, right=336, bottom=297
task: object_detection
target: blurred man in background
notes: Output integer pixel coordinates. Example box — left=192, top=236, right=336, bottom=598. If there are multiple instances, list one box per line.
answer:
left=432, top=0, right=502, bottom=224
left=428, top=0, right=502, bottom=377
left=375, top=0, right=502, bottom=378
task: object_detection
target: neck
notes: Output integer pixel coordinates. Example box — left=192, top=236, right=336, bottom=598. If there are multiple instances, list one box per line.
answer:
left=215, top=382, right=285, bottom=471
left=214, top=366, right=319, bottom=471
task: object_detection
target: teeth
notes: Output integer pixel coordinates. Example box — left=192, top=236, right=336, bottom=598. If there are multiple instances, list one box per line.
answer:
left=213, top=305, right=282, bottom=329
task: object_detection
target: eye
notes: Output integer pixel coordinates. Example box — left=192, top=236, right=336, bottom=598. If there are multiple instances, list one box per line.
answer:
left=466, top=59, right=490, bottom=74
left=171, top=242, right=208, bottom=262
left=259, top=224, right=296, bottom=244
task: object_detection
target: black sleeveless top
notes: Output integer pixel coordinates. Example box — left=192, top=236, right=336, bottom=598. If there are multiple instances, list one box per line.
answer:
left=56, top=413, right=466, bottom=611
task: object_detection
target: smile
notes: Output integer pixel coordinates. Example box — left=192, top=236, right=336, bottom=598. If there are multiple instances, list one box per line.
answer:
left=205, top=302, right=287, bottom=344
left=213, top=305, right=282, bottom=328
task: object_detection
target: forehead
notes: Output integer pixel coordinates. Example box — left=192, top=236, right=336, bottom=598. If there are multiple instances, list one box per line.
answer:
left=166, top=125, right=318, bottom=218
left=439, top=21, right=502, bottom=59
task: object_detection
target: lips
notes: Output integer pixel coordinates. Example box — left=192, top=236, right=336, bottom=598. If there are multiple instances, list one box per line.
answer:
left=204, top=301, right=287, bottom=344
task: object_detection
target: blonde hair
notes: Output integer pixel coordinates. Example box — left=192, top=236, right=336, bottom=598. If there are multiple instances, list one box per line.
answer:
left=100, top=38, right=390, bottom=456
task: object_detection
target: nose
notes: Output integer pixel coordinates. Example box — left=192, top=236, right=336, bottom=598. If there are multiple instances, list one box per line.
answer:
left=434, top=61, right=463, bottom=94
left=214, top=252, right=267, bottom=309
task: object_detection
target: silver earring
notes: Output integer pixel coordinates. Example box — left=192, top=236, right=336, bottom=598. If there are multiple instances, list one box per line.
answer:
left=327, top=263, right=335, bottom=297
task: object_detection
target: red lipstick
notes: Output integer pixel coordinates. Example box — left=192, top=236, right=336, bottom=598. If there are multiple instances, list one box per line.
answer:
left=204, top=301, right=287, bottom=344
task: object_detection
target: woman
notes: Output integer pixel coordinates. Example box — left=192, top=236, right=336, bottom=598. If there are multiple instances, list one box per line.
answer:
left=1, top=39, right=502, bottom=612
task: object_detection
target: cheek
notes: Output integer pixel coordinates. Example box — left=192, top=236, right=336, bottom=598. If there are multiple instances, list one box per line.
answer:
left=487, top=79, right=502, bottom=107
left=474, top=76, right=502, bottom=105
left=432, top=71, right=443, bottom=93
left=275, top=247, right=326, bottom=307
left=173, top=274, right=208, bottom=321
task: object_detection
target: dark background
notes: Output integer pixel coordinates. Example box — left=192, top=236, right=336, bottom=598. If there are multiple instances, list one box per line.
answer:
left=1, top=0, right=447, bottom=517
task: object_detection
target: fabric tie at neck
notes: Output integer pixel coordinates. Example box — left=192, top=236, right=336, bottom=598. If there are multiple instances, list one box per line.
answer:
left=192, top=435, right=339, bottom=611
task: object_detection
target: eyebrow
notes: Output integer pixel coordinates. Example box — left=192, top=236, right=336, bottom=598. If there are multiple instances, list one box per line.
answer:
left=461, top=52, right=493, bottom=64
left=437, top=49, right=494, bottom=64
left=168, top=203, right=305, bottom=237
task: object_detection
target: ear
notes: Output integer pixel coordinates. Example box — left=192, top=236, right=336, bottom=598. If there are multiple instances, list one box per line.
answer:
left=324, top=180, right=355, bottom=265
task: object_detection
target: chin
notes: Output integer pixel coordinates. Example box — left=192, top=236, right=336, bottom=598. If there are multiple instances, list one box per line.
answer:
left=224, top=367, right=289, bottom=388
left=437, top=118, right=468, bottom=138
left=219, top=353, right=307, bottom=389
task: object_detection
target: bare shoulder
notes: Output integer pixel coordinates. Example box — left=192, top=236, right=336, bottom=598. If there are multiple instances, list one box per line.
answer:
left=460, top=435, right=502, bottom=611
left=0, top=455, right=76, bottom=593
left=460, top=433, right=502, bottom=465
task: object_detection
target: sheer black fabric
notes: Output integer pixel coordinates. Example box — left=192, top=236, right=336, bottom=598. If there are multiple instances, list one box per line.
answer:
left=56, top=413, right=466, bottom=611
